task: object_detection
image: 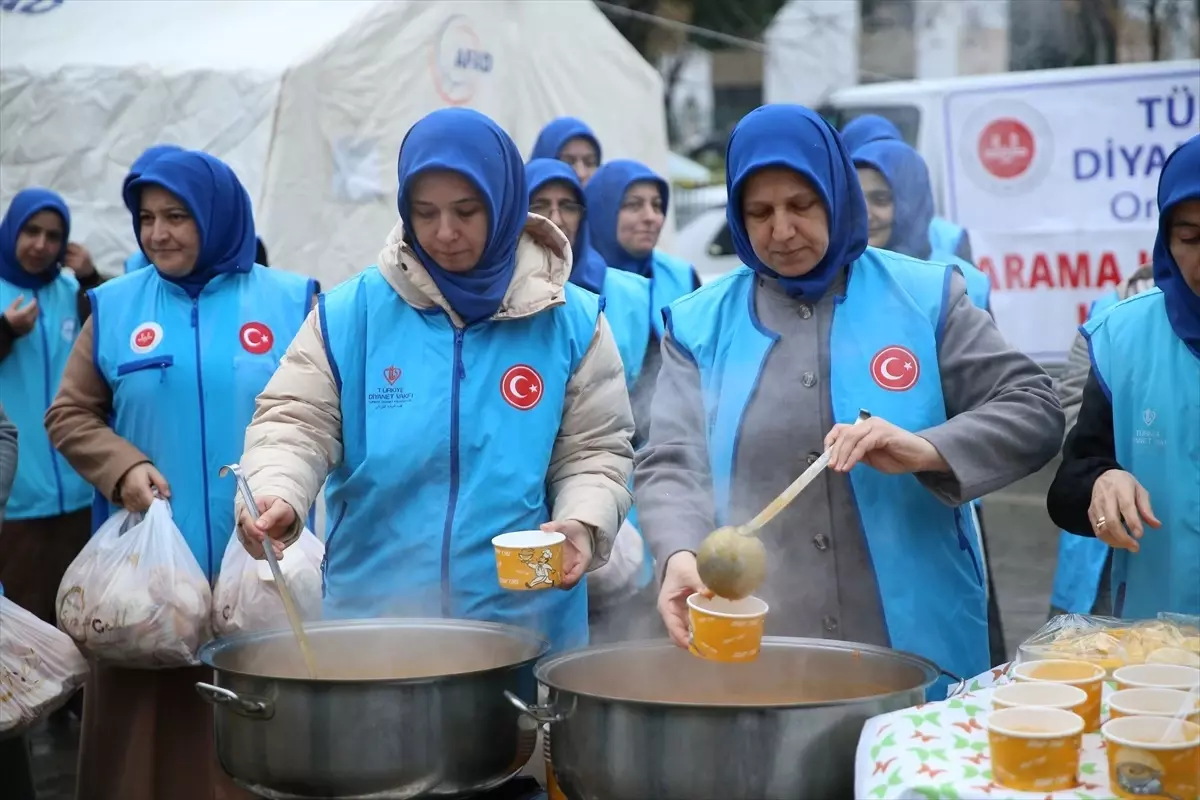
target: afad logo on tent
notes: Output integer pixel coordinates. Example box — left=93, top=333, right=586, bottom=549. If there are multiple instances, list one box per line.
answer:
left=430, top=14, right=493, bottom=106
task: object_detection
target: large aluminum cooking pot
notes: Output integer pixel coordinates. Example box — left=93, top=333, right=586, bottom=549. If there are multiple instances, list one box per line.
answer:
left=507, top=637, right=943, bottom=800
left=196, top=618, right=547, bottom=799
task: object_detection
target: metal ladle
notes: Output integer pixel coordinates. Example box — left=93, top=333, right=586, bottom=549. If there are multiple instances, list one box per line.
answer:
left=220, top=463, right=319, bottom=678
left=696, top=410, right=871, bottom=600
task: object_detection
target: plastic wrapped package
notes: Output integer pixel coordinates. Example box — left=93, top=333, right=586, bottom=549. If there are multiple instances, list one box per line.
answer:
left=1, top=596, right=88, bottom=738
left=211, top=528, right=324, bottom=637
left=55, top=500, right=212, bottom=668
left=1018, top=613, right=1200, bottom=673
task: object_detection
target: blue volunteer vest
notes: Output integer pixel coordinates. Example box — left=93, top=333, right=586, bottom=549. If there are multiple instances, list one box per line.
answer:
left=0, top=273, right=92, bottom=519
left=90, top=266, right=316, bottom=580
left=650, top=250, right=697, bottom=340
left=667, top=250, right=990, bottom=693
left=1050, top=289, right=1121, bottom=614
left=928, top=216, right=966, bottom=258
left=1083, top=289, right=1200, bottom=619
left=932, top=252, right=991, bottom=313
left=318, top=267, right=601, bottom=653
left=124, top=251, right=151, bottom=273
left=600, top=267, right=652, bottom=388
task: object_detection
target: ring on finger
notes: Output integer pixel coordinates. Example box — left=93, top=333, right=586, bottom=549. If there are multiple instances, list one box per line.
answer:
left=1095, top=516, right=1108, bottom=528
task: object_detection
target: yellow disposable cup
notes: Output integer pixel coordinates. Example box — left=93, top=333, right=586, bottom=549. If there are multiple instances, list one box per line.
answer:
left=1102, top=715, right=1200, bottom=800
left=992, top=682, right=1089, bottom=714
left=987, top=705, right=1085, bottom=793
left=1013, top=659, right=1107, bottom=732
left=686, top=593, right=768, bottom=664
left=1109, top=688, right=1200, bottom=724
left=1114, top=663, right=1200, bottom=692
left=492, top=530, right=565, bottom=591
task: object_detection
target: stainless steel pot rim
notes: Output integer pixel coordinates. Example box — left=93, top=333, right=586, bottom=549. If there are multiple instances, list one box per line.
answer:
left=533, top=636, right=941, bottom=710
left=198, top=617, right=550, bottom=684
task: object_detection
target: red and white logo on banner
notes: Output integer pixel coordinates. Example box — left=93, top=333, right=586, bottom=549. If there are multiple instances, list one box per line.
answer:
left=129, top=322, right=163, bottom=355
left=501, top=365, right=543, bottom=411
left=870, top=345, right=920, bottom=392
left=977, top=118, right=1036, bottom=180
left=239, top=322, right=274, bottom=355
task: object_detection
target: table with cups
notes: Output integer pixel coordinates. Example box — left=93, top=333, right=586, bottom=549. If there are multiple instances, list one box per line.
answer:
left=855, top=660, right=1200, bottom=799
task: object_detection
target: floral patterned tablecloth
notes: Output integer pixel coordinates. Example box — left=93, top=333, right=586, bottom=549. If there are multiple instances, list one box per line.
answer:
left=855, top=664, right=1121, bottom=800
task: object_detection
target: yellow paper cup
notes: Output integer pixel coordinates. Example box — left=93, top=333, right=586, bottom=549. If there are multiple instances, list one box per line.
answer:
left=987, top=705, right=1084, bottom=793
left=1013, top=659, right=1106, bottom=732
left=1109, top=688, right=1200, bottom=724
left=686, top=594, right=768, bottom=664
left=1114, top=664, right=1200, bottom=692
left=1102, top=715, right=1200, bottom=800
left=993, top=682, right=1089, bottom=714
left=492, top=530, right=565, bottom=591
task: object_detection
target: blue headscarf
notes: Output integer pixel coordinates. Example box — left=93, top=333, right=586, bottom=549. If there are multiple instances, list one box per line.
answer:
left=397, top=108, right=527, bottom=326
left=726, top=104, right=869, bottom=300
left=123, top=144, right=183, bottom=193
left=585, top=160, right=668, bottom=279
left=530, top=117, right=602, bottom=163
left=124, top=150, right=257, bottom=297
left=0, top=188, right=70, bottom=290
left=853, top=139, right=935, bottom=260
left=841, top=114, right=903, bottom=153
left=526, top=159, right=607, bottom=294
left=1154, top=134, right=1200, bottom=358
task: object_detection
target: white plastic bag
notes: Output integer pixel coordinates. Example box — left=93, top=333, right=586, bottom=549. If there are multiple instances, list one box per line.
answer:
left=56, top=499, right=212, bottom=668
left=212, top=527, right=324, bottom=637
left=1, top=595, right=88, bottom=737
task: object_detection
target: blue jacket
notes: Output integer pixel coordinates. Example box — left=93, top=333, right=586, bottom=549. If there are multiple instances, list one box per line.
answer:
left=317, top=267, right=602, bottom=653
left=90, top=266, right=315, bottom=579
left=929, top=217, right=968, bottom=259
left=649, top=250, right=697, bottom=339
left=1082, top=290, right=1199, bottom=618
left=0, top=272, right=92, bottom=519
left=601, top=268, right=652, bottom=388
left=667, top=249, right=991, bottom=695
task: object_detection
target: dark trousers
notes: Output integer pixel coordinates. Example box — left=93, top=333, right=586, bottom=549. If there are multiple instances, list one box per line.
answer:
left=0, top=735, right=37, bottom=800
left=977, top=506, right=1008, bottom=666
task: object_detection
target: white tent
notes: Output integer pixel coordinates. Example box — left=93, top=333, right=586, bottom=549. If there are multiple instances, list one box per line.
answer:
left=0, top=0, right=670, bottom=288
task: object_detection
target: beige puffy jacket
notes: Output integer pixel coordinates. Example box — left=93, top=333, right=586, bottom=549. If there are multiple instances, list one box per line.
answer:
left=238, top=214, right=635, bottom=568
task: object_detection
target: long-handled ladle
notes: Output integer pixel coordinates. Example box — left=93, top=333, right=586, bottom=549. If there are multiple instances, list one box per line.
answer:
left=220, top=463, right=319, bottom=678
left=696, top=409, right=872, bottom=600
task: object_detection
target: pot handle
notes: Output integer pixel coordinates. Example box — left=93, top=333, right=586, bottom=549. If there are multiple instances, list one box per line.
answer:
left=941, top=669, right=968, bottom=699
left=195, top=682, right=275, bottom=720
left=505, top=690, right=569, bottom=725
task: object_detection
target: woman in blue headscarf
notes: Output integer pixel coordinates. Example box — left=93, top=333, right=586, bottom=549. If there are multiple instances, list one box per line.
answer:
left=122, top=144, right=183, bottom=273
left=1048, top=134, right=1200, bottom=620
left=586, top=160, right=701, bottom=440
left=531, top=116, right=603, bottom=186
left=235, top=109, right=634, bottom=655
left=0, top=189, right=100, bottom=628
left=842, top=113, right=974, bottom=262
left=45, top=149, right=315, bottom=799
left=635, top=105, right=1063, bottom=696
left=853, top=140, right=993, bottom=312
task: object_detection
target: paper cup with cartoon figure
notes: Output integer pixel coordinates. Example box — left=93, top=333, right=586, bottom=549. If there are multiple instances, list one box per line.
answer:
left=493, top=531, right=565, bottom=591
left=1102, top=716, right=1200, bottom=800
left=686, top=594, right=768, bottom=663
left=987, top=705, right=1085, bottom=793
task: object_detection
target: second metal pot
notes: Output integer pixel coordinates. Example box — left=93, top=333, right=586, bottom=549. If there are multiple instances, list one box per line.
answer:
left=509, top=637, right=939, bottom=800
left=197, top=618, right=547, bottom=799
